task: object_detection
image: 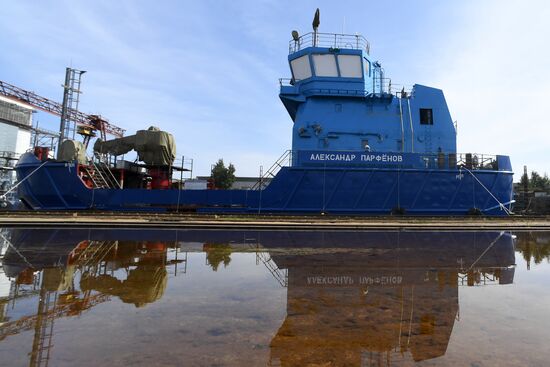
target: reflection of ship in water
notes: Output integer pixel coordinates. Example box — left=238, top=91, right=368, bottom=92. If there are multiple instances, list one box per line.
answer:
left=0, top=229, right=516, bottom=366
left=0, top=229, right=185, bottom=367
left=265, top=231, right=516, bottom=366
left=2, top=235, right=177, bottom=307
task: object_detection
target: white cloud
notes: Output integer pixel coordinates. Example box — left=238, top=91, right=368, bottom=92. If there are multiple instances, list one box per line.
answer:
left=432, top=0, right=550, bottom=178
left=0, top=1, right=291, bottom=176
left=4, top=0, right=548, bottom=180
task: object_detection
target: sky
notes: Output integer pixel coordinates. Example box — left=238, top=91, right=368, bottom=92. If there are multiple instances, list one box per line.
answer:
left=1, top=0, right=549, bottom=179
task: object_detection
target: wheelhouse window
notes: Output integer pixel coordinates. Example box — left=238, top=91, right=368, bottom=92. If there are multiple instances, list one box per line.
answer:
left=337, top=55, right=362, bottom=78
left=420, top=108, right=434, bottom=125
left=312, top=54, right=338, bottom=77
left=290, top=55, right=312, bottom=81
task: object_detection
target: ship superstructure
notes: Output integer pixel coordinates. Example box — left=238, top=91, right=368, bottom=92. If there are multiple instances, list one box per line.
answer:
left=281, top=32, right=456, bottom=155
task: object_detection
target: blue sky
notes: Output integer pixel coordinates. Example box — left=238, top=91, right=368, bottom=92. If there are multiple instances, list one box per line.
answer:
left=1, top=0, right=549, bottom=178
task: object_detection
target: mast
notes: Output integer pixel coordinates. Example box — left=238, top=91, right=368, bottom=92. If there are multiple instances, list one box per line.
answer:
left=312, top=8, right=320, bottom=47
left=58, top=68, right=86, bottom=156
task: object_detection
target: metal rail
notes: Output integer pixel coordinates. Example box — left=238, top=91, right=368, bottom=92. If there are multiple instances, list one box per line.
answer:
left=0, top=293, right=110, bottom=341
left=92, top=161, right=121, bottom=189
left=289, top=32, right=370, bottom=54
left=279, top=77, right=413, bottom=97
left=0, top=79, right=125, bottom=138
left=251, top=150, right=292, bottom=190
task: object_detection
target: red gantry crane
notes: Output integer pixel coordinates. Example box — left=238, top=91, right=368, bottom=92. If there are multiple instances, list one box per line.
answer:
left=0, top=75, right=125, bottom=148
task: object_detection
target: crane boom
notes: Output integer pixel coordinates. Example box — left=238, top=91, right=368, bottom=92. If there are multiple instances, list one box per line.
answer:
left=0, top=79, right=125, bottom=138
left=0, top=292, right=111, bottom=341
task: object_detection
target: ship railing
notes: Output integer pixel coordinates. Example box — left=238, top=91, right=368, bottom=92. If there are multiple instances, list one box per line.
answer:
left=420, top=153, right=497, bottom=171
left=251, top=150, right=293, bottom=190
left=288, top=150, right=499, bottom=171
left=372, top=78, right=414, bottom=96
left=254, top=249, right=288, bottom=287
left=279, top=77, right=413, bottom=97
left=99, top=161, right=122, bottom=188
left=372, top=77, right=391, bottom=95
left=89, top=159, right=122, bottom=189
left=279, top=78, right=299, bottom=87
left=289, top=32, right=370, bottom=54
left=457, top=268, right=513, bottom=286
left=456, top=153, right=498, bottom=170
left=417, top=153, right=498, bottom=171
left=172, top=156, right=194, bottom=188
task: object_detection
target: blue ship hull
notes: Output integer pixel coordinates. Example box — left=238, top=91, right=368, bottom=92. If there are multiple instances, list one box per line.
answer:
left=15, top=152, right=513, bottom=215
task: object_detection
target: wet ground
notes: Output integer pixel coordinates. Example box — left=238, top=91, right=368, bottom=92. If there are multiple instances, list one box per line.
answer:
left=0, top=228, right=549, bottom=366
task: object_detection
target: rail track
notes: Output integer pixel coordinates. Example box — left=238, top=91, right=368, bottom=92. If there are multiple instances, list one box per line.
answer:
left=0, top=210, right=549, bottom=230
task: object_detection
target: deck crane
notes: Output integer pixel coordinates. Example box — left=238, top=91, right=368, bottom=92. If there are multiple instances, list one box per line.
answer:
left=0, top=78, right=125, bottom=148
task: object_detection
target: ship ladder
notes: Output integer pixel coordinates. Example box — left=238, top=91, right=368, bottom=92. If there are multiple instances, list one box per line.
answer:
left=83, top=166, right=109, bottom=188
left=94, top=162, right=122, bottom=189
left=83, top=162, right=120, bottom=189
left=70, top=240, right=118, bottom=270
left=251, top=246, right=288, bottom=287
left=34, top=290, right=58, bottom=367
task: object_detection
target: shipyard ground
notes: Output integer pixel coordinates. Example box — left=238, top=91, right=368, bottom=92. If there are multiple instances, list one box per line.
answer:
left=1, top=211, right=550, bottom=230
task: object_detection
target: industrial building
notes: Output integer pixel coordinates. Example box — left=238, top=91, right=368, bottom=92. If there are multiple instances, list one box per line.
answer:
left=0, top=95, right=33, bottom=201
left=194, top=176, right=271, bottom=190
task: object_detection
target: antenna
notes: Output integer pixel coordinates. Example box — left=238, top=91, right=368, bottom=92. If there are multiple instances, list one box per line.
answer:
left=342, top=16, right=346, bottom=34
left=312, top=8, right=320, bottom=47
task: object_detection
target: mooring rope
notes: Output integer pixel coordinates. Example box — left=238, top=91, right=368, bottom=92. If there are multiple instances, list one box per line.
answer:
left=460, top=166, right=512, bottom=215
left=0, top=160, right=49, bottom=201
left=464, top=231, right=505, bottom=273
left=89, top=185, right=95, bottom=209
left=0, top=232, right=33, bottom=269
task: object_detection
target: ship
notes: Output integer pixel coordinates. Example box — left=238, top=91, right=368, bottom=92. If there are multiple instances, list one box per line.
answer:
left=13, top=10, right=514, bottom=215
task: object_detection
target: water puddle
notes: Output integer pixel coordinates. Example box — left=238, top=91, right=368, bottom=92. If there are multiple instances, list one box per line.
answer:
left=0, top=228, right=549, bottom=366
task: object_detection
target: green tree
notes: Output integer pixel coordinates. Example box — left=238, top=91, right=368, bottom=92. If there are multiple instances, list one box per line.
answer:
left=515, top=232, right=550, bottom=269
left=211, top=159, right=236, bottom=189
left=204, top=244, right=232, bottom=271
left=520, top=171, right=529, bottom=190
left=530, top=171, right=550, bottom=190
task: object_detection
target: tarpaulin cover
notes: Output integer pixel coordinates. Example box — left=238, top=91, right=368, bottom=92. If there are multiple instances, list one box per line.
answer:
left=93, top=126, right=176, bottom=166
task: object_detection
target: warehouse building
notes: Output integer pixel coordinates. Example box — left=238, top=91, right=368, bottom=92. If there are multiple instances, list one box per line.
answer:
left=0, top=95, right=33, bottom=199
